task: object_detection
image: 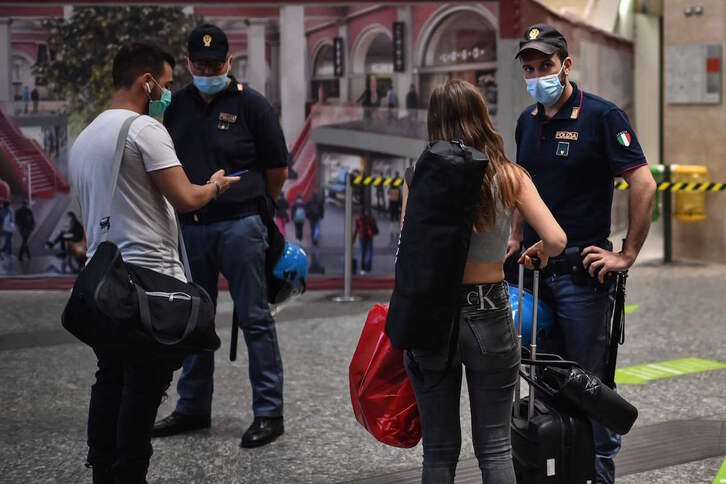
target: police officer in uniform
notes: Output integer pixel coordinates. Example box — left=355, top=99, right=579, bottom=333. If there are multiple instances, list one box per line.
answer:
left=507, top=25, right=656, bottom=483
left=152, top=24, right=288, bottom=448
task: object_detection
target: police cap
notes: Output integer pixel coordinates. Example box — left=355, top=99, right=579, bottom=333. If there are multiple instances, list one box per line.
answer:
left=188, top=24, right=229, bottom=62
left=515, top=24, right=568, bottom=59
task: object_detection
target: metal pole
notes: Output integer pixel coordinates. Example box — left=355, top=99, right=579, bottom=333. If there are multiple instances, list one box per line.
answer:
left=663, top=164, right=672, bottom=263
left=27, top=164, right=32, bottom=203
left=332, top=173, right=361, bottom=302
left=659, top=16, right=671, bottom=264
left=343, top=173, right=353, bottom=297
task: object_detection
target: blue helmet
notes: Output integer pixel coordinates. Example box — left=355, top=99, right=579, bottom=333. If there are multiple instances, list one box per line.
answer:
left=508, top=284, right=554, bottom=349
left=270, top=242, right=308, bottom=304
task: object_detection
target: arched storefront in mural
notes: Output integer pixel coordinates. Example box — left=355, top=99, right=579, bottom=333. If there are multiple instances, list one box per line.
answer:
left=351, top=26, right=393, bottom=105
left=416, top=6, right=498, bottom=115
left=310, top=42, right=339, bottom=102
left=11, top=52, right=35, bottom=100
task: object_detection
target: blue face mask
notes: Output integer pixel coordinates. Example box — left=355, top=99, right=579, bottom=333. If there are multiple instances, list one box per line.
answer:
left=525, top=64, right=565, bottom=106
left=147, top=77, right=171, bottom=118
left=192, top=70, right=229, bottom=96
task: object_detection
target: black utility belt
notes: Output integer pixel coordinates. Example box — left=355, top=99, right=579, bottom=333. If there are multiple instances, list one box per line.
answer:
left=179, top=200, right=260, bottom=225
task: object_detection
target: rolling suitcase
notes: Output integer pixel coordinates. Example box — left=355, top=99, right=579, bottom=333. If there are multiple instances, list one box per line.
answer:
left=511, top=259, right=597, bottom=484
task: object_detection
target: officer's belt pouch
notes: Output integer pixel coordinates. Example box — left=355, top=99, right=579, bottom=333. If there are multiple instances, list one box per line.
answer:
left=62, top=240, right=220, bottom=357
left=565, top=246, right=589, bottom=285
left=562, top=240, right=614, bottom=286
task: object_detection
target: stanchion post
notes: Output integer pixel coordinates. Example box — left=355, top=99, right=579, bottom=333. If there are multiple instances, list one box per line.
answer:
left=343, top=172, right=353, bottom=297
left=332, top=172, right=362, bottom=302
left=27, top=164, right=32, bottom=203
left=663, top=164, right=672, bottom=263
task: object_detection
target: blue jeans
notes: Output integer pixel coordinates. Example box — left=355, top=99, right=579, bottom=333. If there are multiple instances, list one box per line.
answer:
left=360, top=238, right=373, bottom=272
left=405, top=282, right=519, bottom=484
left=175, top=216, right=283, bottom=417
left=310, top=219, right=321, bottom=246
left=540, top=273, right=620, bottom=484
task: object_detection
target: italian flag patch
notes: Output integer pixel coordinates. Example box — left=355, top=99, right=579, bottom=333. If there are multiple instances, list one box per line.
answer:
left=617, top=130, right=632, bottom=147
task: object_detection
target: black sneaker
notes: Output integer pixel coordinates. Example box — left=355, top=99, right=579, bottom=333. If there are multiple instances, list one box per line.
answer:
left=240, top=417, right=284, bottom=448
left=151, top=411, right=210, bottom=438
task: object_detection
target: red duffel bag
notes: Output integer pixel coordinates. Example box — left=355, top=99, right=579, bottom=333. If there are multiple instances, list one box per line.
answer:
left=349, top=304, right=421, bottom=448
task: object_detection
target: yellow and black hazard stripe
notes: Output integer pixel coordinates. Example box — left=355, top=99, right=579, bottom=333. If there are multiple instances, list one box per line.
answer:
left=614, top=181, right=726, bottom=192
left=351, top=176, right=404, bottom=187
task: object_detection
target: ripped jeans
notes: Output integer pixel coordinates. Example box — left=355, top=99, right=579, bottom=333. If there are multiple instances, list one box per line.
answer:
left=405, top=281, right=520, bottom=484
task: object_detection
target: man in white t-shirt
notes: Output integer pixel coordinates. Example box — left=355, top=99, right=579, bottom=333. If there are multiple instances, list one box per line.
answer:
left=69, top=43, right=238, bottom=483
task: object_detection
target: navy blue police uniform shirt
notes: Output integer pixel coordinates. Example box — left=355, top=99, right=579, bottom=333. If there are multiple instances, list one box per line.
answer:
left=515, top=83, right=647, bottom=249
left=164, top=76, right=288, bottom=223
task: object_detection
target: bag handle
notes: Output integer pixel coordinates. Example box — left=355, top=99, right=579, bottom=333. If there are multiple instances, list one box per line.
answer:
left=101, top=114, right=193, bottom=283
left=136, top=288, right=200, bottom=345
left=521, top=358, right=585, bottom=372
left=518, top=367, right=562, bottom=404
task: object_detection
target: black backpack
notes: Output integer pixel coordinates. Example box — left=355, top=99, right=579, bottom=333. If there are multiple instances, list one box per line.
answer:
left=386, top=140, right=488, bottom=350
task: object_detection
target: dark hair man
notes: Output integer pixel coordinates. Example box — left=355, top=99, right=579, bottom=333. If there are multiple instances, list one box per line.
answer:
left=70, top=42, right=238, bottom=483
left=152, top=24, right=289, bottom=449
left=508, top=24, right=657, bottom=484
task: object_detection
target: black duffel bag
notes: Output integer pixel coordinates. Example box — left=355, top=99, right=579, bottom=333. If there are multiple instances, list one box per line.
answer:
left=61, top=115, right=219, bottom=357
left=386, top=140, right=488, bottom=350
left=522, top=357, right=638, bottom=435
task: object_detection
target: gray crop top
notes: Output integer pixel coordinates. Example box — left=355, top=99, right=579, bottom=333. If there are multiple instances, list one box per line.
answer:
left=404, top=166, right=511, bottom=263
left=467, top=193, right=512, bottom=263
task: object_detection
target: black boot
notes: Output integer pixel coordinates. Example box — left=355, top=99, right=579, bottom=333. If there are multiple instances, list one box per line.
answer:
left=240, top=417, right=284, bottom=448
left=151, top=411, right=210, bottom=438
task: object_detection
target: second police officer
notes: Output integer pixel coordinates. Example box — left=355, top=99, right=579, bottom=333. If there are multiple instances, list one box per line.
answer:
left=508, top=24, right=657, bottom=484
left=152, top=24, right=289, bottom=448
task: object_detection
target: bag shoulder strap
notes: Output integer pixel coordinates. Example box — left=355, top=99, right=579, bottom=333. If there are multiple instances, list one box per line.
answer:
left=99, top=114, right=139, bottom=242
left=176, top=214, right=193, bottom=281
left=100, top=114, right=194, bottom=283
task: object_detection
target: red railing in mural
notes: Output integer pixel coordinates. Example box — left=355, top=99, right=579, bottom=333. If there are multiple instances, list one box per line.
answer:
left=284, top=103, right=367, bottom=205
left=0, top=107, right=70, bottom=199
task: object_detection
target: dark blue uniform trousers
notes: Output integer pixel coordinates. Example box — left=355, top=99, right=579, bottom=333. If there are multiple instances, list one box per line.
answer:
left=540, top=273, right=621, bottom=484
left=175, top=215, right=284, bottom=418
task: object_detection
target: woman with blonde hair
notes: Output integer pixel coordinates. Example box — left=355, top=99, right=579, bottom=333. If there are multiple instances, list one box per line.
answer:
left=401, top=79, right=566, bottom=483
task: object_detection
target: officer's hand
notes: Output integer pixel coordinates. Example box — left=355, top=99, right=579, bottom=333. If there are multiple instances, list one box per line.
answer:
left=518, top=241, right=549, bottom=270
left=505, top=237, right=521, bottom=259
left=581, top=246, right=634, bottom=283
left=210, top=169, right=241, bottom=195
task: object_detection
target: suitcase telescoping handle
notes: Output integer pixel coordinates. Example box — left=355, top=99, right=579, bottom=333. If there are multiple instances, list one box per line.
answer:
left=514, top=256, right=541, bottom=421
left=514, top=263, right=525, bottom=418
left=528, top=256, right=541, bottom=420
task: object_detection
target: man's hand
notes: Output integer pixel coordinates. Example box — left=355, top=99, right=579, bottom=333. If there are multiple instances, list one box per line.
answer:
left=581, top=246, right=634, bottom=283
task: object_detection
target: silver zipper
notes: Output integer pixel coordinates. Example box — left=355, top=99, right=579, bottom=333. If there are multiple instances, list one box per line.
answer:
left=146, top=291, right=192, bottom=302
